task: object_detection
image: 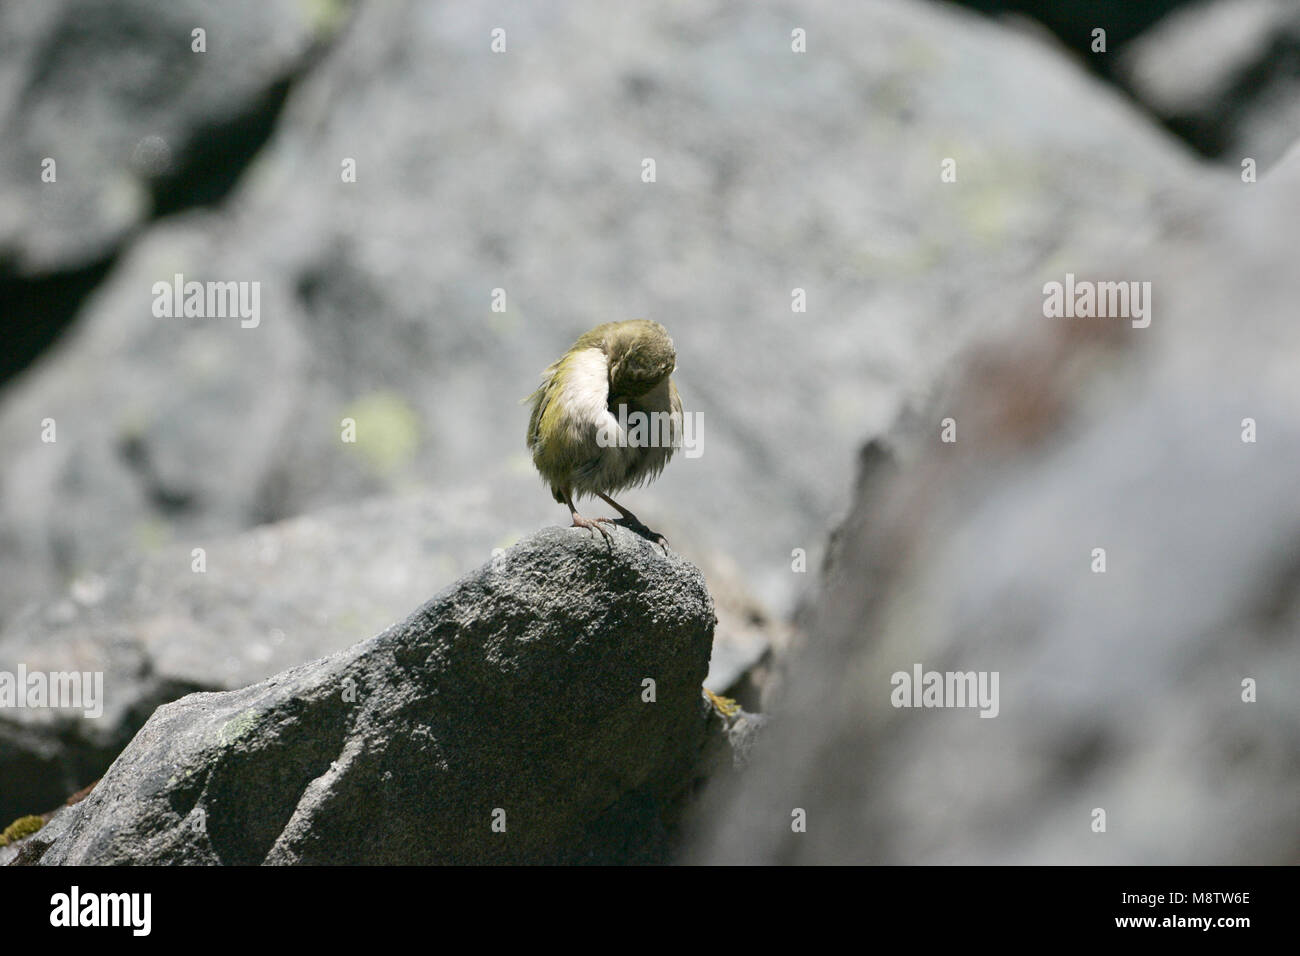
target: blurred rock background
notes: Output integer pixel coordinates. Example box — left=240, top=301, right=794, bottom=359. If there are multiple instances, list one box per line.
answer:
left=1, top=0, right=1295, bottom=860
left=957, top=0, right=1300, bottom=165
left=692, top=149, right=1300, bottom=863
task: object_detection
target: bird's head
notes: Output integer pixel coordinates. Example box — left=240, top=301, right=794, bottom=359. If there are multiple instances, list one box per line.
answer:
left=606, top=320, right=676, bottom=397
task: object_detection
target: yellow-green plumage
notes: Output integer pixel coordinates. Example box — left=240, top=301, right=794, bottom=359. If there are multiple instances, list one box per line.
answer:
left=526, top=320, right=682, bottom=536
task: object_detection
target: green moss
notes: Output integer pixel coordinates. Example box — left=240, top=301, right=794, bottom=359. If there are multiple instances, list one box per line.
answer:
left=133, top=517, right=172, bottom=552
left=341, top=392, right=421, bottom=474
left=0, top=814, right=45, bottom=846
left=705, top=688, right=741, bottom=719
left=218, top=709, right=261, bottom=746
left=302, top=0, right=352, bottom=37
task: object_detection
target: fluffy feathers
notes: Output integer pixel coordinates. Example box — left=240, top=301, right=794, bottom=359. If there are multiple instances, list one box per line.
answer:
left=526, top=320, right=683, bottom=504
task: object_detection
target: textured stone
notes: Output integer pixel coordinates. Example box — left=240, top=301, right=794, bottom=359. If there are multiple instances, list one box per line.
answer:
left=30, top=524, right=717, bottom=865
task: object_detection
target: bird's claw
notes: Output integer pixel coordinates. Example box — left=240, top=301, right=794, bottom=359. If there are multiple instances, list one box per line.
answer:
left=571, top=514, right=615, bottom=547
left=572, top=514, right=668, bottom=555
left=623, top=519, right=669, bottom=554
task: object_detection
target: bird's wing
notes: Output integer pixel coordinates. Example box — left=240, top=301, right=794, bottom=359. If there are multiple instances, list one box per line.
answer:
left=527, top=346, right=612, bottom=452
left=525, top=362, right=560, bottom=450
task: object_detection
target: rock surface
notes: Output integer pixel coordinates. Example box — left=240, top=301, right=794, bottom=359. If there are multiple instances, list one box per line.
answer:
left=0, top=490, right=774, bottom=823
left=22, top=524, right=716, bottom=865
left=691, top=151, right=1300, bottom=865
left=0, top=490, right=501, bottom=822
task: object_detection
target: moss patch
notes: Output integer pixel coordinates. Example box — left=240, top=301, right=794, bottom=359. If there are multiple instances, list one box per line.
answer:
left=341, top=391, right=421, bottom=474
left=0, top=814, right=45, bottom=846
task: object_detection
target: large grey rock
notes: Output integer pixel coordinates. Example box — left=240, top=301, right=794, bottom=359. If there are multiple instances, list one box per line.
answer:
left=692, top=149, right=1300, bottom=865
left=0, top=489, right=777, bottom=823
left=0, top=0, right=1211, bottom=633
left=0, top=490, right=501, bottom=822
left=29, top=524, right=716, bottom=865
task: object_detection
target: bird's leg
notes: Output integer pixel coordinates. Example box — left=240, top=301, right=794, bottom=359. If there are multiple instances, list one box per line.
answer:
left=596, top=492, right=668, bottom=550
left=564, top=490, right=614, bottom=546
left=595, top=492, right=641, bottom=523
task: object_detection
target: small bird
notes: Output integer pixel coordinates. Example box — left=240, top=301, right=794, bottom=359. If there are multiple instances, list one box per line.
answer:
left=526, top=319, right=682, bottom=546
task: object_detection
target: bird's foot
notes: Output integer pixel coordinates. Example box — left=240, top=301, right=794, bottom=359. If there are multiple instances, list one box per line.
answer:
left=571, top=513, right=615, bottom=547
left=571, top=508, right=668, bottom=554
left=594, top=494, right=669, bottom=553
left=615, top=517, right=669, bottom=554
